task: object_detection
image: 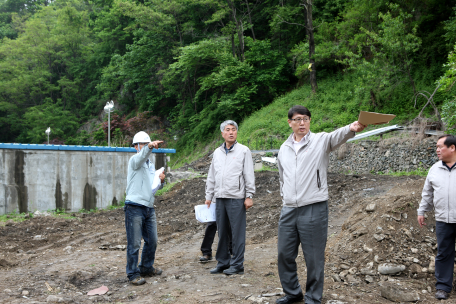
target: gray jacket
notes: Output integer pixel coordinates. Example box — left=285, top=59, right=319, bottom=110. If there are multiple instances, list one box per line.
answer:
left=125, top=145, right=160, bottom=207
left=277, top=125, right=355, bottom=207
left=417, top=161, right=456, bottom=223
left=205, top=142, right=255, bottom=200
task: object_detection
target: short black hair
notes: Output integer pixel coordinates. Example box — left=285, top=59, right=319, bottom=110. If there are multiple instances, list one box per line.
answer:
left=438, top=135, right=456, bottom=149
left=288, top=105, right=311, bottom=120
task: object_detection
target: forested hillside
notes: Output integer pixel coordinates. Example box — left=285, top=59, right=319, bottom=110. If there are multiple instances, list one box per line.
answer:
left=1, top=0, right=456, bottom=156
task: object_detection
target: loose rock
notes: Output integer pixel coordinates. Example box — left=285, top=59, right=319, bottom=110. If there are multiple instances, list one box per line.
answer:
left=380, top=284, right=420, bottom=302
left=366, top=203, right=376, bottom=212
left=378, top=263, right=406, bottom=275
left=409, top=263, right=422, bottom=274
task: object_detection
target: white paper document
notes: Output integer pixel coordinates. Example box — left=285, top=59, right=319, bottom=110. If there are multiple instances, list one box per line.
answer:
left=195, top=203, right=216, bottom=223
left=152, top=167, right=165, bottom=190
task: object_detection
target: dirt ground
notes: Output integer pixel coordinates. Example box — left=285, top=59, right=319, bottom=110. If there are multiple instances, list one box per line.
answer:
left=0, top=171, right=449, bottom=303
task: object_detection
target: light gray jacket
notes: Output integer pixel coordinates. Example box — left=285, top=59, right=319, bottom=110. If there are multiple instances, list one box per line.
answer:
left=417, top=161, right=456, bottom=223
left=125, top=145, right=162, bottom=208
left=205, top=142, right=255, bottom=200
left=277, top=125, right=355, bottom=207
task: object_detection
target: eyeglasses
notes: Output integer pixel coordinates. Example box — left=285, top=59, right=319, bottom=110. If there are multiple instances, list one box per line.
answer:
left=290, top=117, right=310, bottom=123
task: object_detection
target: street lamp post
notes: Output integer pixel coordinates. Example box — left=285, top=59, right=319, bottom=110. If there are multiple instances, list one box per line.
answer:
left=104, top=100, right=115, bottom=147
left=45, top=127, right=51, bottom=145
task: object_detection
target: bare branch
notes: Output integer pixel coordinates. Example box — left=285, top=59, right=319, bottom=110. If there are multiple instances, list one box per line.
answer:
left=413, top=91, right=431, bottom=108
left=276, top=14, right=305, bottom=28
left=412, top=84, right=443, bottom=130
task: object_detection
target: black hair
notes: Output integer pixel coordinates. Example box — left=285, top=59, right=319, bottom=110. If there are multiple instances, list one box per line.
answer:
left=439, top=135, right=456, bottom=149
left=288, top=105, right=311, bottom=120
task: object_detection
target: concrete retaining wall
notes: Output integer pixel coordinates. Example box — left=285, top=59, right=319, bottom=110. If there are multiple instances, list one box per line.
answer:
left=0, top=149, right=166, bottom=215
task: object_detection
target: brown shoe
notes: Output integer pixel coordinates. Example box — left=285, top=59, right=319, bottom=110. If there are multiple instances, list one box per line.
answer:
left=130, top=277, right=146, bottom=285
left=199, top=255, right=212, bottom=262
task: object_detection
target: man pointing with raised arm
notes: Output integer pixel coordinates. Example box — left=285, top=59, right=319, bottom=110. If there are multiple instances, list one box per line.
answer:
left=205, top=120, right=255, bottom=275
left=276, top=106, right=365, bottom=304
left=124, top=131, right=165, bottom=286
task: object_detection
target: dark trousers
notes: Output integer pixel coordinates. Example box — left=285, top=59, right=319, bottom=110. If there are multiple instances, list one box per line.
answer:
left=215, top=198, right=246, bottom=269
left=435, top=221, right=456, bottom=293
left=278, top=201, right=328, bottom=304
left=201, top=222, right=217, bottom=256
left=201, top=221, right=232, bottom=256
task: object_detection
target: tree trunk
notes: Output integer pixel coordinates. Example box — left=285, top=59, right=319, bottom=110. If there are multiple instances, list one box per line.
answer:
left=226, top=0, right=244, bottom=61
left=231, top=34, right=236, bottom=58
left=305, top=0, right=317, bottom=93
left=245, top=0, right=256, bottom=41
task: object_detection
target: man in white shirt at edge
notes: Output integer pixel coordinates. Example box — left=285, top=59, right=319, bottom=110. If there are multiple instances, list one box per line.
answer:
left=417, top=135, right=456, bottom=300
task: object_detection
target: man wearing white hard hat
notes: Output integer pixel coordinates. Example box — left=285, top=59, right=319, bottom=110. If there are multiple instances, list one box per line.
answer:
left=124, top=131, right=165, bottom=285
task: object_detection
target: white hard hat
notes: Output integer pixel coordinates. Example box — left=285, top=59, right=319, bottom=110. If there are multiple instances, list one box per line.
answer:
left=132, top=131, right=151, bottom=146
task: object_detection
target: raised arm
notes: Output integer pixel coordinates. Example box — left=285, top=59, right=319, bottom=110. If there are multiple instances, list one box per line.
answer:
left=327, top=121, right=366, bottom=152
left=130, top=145, right=152, bottom=170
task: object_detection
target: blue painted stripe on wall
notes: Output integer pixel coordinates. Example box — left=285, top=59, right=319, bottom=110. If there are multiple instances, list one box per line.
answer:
left=0, top=143, right=176, bottom=153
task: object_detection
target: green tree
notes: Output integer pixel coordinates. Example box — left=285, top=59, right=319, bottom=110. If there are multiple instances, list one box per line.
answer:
left=438, top=44, right=456, bottom=132
left=338, top=4, right=421, bottom=103
left=20, top=102, right=79, bottom=143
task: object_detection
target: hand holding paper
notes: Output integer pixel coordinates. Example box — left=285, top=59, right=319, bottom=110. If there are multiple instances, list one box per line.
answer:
left=195, top=203, right=216, bottom=223
left=152, top=167, right=165, bottom=193
left=349, top=121, right=367, bottom=132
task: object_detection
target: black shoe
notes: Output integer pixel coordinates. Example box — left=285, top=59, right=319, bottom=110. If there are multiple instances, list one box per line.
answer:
left=199, top=255, right=212, bottom=262
left=140, top=268, right=163, bottom=277
left=210, top=266, right=229, bottom=274
left=223, top=267, right=244, bottom=275
left=435, top=289, right=449, bottom=300
left=276, top=293, right=304, bottom=304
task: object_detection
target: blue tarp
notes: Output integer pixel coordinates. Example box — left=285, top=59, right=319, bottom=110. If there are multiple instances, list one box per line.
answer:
left=0, top=143, right=175, bottom=153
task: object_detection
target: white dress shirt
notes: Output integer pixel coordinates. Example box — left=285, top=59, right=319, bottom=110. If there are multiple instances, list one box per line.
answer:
left=292, top=131, right=311, bottom=154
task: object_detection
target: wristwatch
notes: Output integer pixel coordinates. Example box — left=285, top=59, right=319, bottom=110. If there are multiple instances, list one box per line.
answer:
left=246, top=194, right=253, bottom=199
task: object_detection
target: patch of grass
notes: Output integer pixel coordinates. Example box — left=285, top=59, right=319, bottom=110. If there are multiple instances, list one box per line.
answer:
left=78, top=208, right=99, bottom=214
left=255, top=166, right=278, bottom=172
left=377, top=167, right=429, bottom=177
left=156, top=181, right=180, bottom=196
left=170, top=132, right=221, bottom=169
left=108, top=195, right=126, bottom=210
left=0, top=211, right=32, bottom=223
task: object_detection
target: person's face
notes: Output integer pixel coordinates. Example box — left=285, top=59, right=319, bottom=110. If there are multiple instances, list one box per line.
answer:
left=288, top=113, right=311, bottom=138
left=436, top=137, right=455, bottom=162
left=221, top=125, right=237, bottom=144
left=134, top=143, right=147, bottom=152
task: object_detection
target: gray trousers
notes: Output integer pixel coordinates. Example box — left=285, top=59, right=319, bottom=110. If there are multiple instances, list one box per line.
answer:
left=215, top=198, right=246, bottom=269
left=278, top=201, right=328, bottom=304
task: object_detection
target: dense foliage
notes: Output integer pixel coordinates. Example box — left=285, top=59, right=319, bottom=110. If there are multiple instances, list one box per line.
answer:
left=0, top=0, right=455, bottom=152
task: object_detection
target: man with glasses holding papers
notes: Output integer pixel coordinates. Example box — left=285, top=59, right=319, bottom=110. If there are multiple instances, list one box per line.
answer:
left=124, top=131, right=166, bottom=286
left=204, top=120, right=255, bottom=275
